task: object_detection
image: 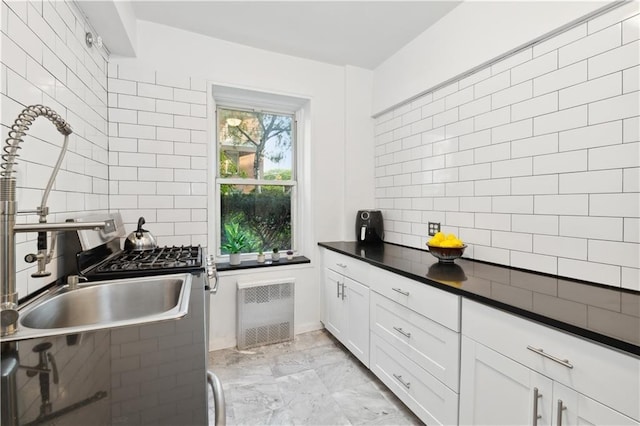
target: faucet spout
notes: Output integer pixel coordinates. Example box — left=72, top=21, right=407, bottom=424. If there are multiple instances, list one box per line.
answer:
left=0, top=105, right=79, bottom=337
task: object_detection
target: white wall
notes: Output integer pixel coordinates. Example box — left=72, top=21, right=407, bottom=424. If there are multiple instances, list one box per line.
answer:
left=373, top=1, right=611, bottom=115
left=373, top=2, right=639, bottom=290
left=1, top=0, right=109, bottom=299
left=109, top=20, right=374, bottom=348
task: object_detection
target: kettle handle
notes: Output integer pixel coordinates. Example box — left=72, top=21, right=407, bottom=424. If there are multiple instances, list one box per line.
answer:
left=136, top=216, right=145, bottom=232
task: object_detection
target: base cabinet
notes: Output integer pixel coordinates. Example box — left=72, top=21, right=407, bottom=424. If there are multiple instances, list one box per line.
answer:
left=322, top=266, right=370, bottom=367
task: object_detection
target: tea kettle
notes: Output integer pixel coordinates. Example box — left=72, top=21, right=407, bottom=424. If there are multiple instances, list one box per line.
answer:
left=124, top=217, right=157, bottom=251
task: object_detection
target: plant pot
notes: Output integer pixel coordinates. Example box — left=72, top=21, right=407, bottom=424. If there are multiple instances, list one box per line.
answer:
left=272, top=252, right=280, bottom=261
left=286, top=253, right=293, bottom=260
left=229, top=253, right=241, bottom=265
left=257, top=254, right=265, bottom=263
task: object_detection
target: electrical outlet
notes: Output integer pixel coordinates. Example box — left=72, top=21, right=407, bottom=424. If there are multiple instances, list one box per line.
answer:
left=428, top=222, right=441, bottom=236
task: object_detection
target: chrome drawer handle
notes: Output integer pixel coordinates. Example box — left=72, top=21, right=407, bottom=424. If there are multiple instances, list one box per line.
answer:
left=336, top=263, right=347, bottom=268
left=527, top=346, right=573, bottom=369
left=557, top=399, right=567, bottom=426
left=533, top=387, right=542, bottom=426
left=341, top=282, right=346, bottom=300
left=393, top=374, right=411, bottom=389
left=393, top=326, right=411, bottom=338
left=392, top=287, right=409, bottom=296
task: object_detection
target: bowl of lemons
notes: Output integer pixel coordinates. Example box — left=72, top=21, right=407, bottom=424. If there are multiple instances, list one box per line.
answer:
left=427, top=232, right=466, bottom=263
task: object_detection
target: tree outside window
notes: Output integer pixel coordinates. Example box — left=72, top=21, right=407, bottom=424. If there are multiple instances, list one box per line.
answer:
left=217, top=107, right=295, bottom=255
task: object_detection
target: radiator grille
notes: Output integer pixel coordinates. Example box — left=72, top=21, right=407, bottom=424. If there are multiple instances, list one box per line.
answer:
left=237, top=279, right=295, bottom=350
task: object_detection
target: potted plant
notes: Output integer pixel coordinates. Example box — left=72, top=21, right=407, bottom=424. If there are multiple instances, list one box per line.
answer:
left=272, top=247, right=280, bottom=261
left=221, top=222, right=250, bottom=266
left=257, top=249, right=265, bottom=263
left=286, top=250, right=294, bottom=260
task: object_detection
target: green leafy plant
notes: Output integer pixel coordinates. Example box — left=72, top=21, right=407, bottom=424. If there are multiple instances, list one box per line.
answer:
left=272, top=247, right=279, bottom=253
left=221, top=222, right=252, bottom=254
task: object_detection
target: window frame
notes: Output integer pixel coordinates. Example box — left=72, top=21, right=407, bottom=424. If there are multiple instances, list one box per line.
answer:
left=214, top=103, right=300, bottom=259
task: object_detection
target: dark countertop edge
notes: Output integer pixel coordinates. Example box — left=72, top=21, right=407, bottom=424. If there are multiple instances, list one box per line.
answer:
left=318, top=242, right=640, bottom=357
left=216, top=256, right=310, bottom=272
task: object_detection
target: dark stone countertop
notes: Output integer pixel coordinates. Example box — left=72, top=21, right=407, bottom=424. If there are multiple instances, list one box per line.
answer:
left=319, top=241, right=640, bottom=357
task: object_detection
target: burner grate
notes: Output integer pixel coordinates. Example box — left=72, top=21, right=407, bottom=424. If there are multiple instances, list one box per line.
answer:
left=94, top=245, right=202, bottom=275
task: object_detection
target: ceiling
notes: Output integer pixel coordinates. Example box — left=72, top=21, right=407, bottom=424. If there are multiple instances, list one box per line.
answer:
left=108, top=1, right=461, bottom=69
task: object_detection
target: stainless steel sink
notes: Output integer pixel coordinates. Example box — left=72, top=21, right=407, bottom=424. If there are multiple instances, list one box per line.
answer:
left=1, top=273, right=192, bottom=341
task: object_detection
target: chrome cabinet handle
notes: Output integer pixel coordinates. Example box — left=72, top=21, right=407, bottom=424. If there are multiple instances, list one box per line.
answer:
left=392, top=287, right=409, bottom=296
left=527, top=346, right=573, bottom=369
left=336, top=281, right=341, bottom=298
left=533, top=387, right=542, bottom=426
left=556, top=399, right=566, bottom=426
left=341, top=282, right=346, bottom=300
left=393, top=373, right=411, bottom=389
left=393, top=326, right=411, bottom=338
left=336, top=263, right=347, bottom=268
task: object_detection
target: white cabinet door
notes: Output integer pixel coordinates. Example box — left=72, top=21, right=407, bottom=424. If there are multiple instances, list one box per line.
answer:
left=344, top=276, right=369, bottom=367
left=553, top=382, right=639, bottom=426
left=460, top=336, right=553, bottom=426
left=323, top=268, right=346, bottom=343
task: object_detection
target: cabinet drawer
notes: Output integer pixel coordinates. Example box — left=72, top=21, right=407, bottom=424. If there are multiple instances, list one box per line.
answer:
left=323, top=249, right=369, bottom=284
left=370, top=333, right=459, bottom=426
left=370, top=292, right=460, bottom=391
left=462, top=299, right=640, bottom=421
left=370, top=266, right=460, bottom=331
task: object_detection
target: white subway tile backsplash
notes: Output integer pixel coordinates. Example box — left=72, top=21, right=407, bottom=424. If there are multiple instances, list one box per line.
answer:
left=474, top=106, right=510, bottom=131
left=108, top=78, right=136, bottom=95
left=623, top=168, right=639, bottom=192
left=157, top=127, right=190, bottom=142
left=533, top=150, right=587, bottom=175
left=433, top=107, right=459, bottom=128
left=621, top=267, right=640, bottom=291
left=493, top=231, right=532, bottom=252
left=589, top=142, right=639, bottom=170
left=421, top=98, right=445, bottom=118
left=118, top=123, right=156, bottom=140
left=118, top=94, right=155, bottom=112
left=534, top=234, right=587, bottom=260
left=512, top=214, right=558, bottom=235
left=138, top=139, right=173, bottom=155
left=536, top=61, right=589, bottom=98
left=558, top=259, right=621, bottom=287
left=560, top=169, right=622, bottom=194
left=493, top=81, right=533, bottom=110
left=370, top=4, right=637, bottom=287
left=492, top=195, right=533, bottom=214
left=623, top=65, right=639, bottom=93
left=475, top=178, right=511, bottom=196
left=559, top=72, right=622, bottom=109
left=590, top=193, right=640, bottom=217
left=588, top=40, right=640, bottom=79
left=559, top=23, right=621, bottom=67
left=109, top=108, right=137, bottom=124
left=535, top=194, right=589, bottom=215
left=624, top=218, right=640, bottom=243
left=459, top=95, right=491, bottom=119
left=623, top=14, right=640, bottom=43
left=560, top=215, right=623, bottom=241
left=533, top=105, right=587, bottom=135
left=474, top=245, right=511, bottom=265
left=512, top=175, right=558, bottom=195
left=589, top=91, right=640, bottom=125
left=589, top=240, right=640, bottom=268
left=138, top=168, right=174, bottom=182
left=138, top=111, right=173, bottom=127
left=475, top=70, right=510, bottom=98
left=559, top=120, right=622, bottom=151
left=589, top=1, right=639, bottom=34
left=459, top=129, right=491, bottom=151
left=512, top=92, right=557, bottom=121
left=492, top=157, right=532, bottom=178
left=173, top=88, right=206, bottom=104
left=475, top=142, right=510, bottom=164
left=459, top=163, right=491, bottom=182
left=511, top=133, right=558, bottom=158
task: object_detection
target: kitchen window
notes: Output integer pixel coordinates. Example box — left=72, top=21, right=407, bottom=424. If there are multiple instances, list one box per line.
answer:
left=215, top=105, right=297, bottom=256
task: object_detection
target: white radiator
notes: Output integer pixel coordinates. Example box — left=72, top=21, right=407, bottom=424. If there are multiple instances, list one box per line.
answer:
left=237, top=277, right=295, bottom=350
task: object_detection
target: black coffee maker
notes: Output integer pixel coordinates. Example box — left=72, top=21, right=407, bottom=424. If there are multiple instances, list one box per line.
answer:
left=356, top=210, right=384, bottom=244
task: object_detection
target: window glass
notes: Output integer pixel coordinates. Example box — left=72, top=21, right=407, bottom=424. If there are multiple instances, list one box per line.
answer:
left=217, top=107, right=295, bottom=255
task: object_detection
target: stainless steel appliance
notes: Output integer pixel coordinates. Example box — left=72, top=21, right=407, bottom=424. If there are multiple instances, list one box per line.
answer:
left=355, top=210, right=384, bottom=243
left=64, top=213, right=225, bottom=426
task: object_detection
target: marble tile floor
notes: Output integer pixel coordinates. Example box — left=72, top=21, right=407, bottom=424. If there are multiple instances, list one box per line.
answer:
left=207, top=329, right=424, bottom=426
